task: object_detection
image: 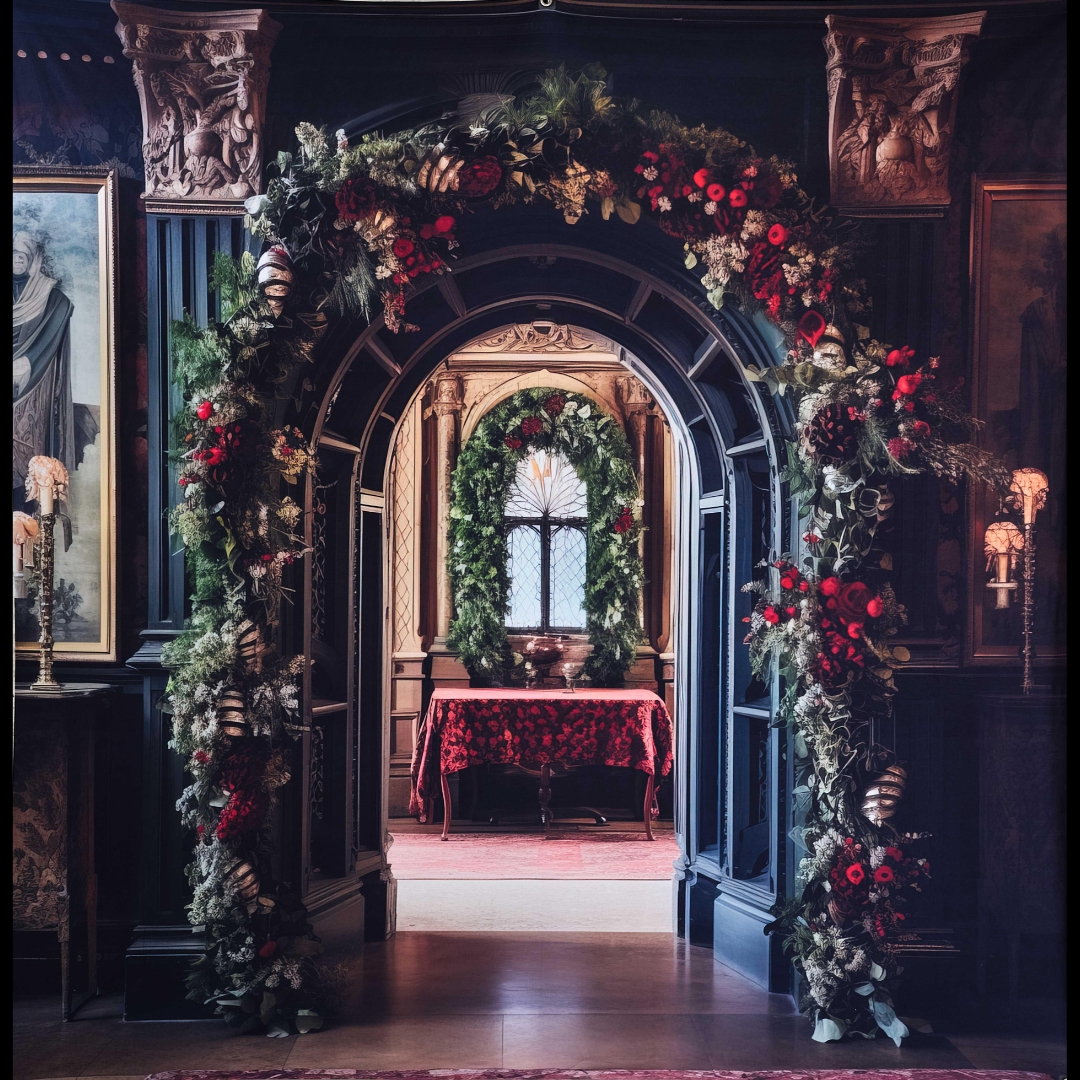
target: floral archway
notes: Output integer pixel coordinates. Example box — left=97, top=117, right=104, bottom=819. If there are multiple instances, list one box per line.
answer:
left=167, top=66, right=1006, bottom=1040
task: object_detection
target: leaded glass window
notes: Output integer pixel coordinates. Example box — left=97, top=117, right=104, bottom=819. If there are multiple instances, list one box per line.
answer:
left=505, top=450, right=587, bottom=632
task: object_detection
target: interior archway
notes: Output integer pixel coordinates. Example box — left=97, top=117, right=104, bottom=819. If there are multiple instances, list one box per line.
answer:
left=299, top=234, right=794, bottom=988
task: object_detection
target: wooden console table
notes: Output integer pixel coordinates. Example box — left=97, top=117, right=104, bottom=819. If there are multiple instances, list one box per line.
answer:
left=409, top=688, right=673, bottom=840
left=13, top=682, right=116, bottom=1020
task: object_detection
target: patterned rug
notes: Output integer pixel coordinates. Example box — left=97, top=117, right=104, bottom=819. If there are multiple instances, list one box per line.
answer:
left=146, top=1070, right=1055, bottom=1080
left=388, top=831, right=681, bottom=879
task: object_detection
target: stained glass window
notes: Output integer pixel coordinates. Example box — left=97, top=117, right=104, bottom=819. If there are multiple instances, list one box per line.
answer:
left=504, top=450, right=587, bottom=631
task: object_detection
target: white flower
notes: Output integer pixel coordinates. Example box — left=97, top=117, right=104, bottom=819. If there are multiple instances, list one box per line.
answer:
left=687, top=190, right=704, bottom=203
left=642, top=166, right=658, bottom=181
left=656, top=196, right=672, bottom=212
left=703, top=200, right=718, bottom=215
left=469, top=125, right=489, bottom=140
left=741, top=209, right=767, bottom=241
left=375, top=264, right=393, bottom=279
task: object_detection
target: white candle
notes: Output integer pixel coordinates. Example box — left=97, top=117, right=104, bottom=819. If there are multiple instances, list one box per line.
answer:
left=39, top=484, right=54, bottom=516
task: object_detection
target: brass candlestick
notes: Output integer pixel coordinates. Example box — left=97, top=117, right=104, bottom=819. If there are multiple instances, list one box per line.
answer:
left=30, top=508, right=61, bottom=692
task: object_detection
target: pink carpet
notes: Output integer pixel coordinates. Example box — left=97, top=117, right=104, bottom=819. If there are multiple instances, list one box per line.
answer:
left=147, top=1069, right=1054, bottom=1080
left=389, top=832, right=680, bottom=879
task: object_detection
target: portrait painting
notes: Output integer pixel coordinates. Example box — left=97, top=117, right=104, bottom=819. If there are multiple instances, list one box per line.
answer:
left=968, top=176, right=1066, bottom=663
left=14, top=168, right=117, bottom=660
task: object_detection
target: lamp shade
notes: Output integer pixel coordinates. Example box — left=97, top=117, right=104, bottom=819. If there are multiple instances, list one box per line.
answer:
left=1009, top=467, right=1049, bottom=525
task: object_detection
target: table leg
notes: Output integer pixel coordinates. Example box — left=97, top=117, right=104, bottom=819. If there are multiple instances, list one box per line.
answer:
left=539, top=763, right=552, bottom=833
left=643, top=774, right=656, bottom=841
left=441, top=772, right=452, bottom=840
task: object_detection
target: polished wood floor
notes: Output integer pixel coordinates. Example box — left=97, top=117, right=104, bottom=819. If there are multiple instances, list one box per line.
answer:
left=13, top=932, right=1067, bottom=1078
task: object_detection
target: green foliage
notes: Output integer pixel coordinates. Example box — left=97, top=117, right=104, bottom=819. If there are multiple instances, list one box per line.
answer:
left=448, top=388, right=642, bottom=686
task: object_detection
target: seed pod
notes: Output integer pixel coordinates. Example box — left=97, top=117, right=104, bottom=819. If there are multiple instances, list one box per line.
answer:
left=358, top=207, right=397, bottom=243
left=860, top=764, right=907, bottom=825
left=416, top=144, right=465, bottom=194
left=223, top=858, right=260, bottom=906
left=215, top=688, right=249, bottom=739
left=256, top=245, right=294, bottom=318
left=236, top=620, right=273, bottom=675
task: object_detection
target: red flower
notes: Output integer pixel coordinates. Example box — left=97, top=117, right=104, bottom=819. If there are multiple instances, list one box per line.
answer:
left=543, top=394, right=565, bottom=416
left=796, top=310, right=826, bottom=347
left=728, top=188, right=748, bottom=208
left=802, top=532, right=821, bottom=545
left=258, top=940, right=277, bottom=959
left=520, top=416, right=543, bottom=436
left=845, top=863, right=866, bottom=885
left=762, top=605, right=780, bottom=625
left=847, top=622, right=863, bottom=639
left=785, top=606, right=798, bottom=618
left=196, top=401, right=214, bottom=421
left=886, top=346, right=915, bottom=367
left=819, top=576, right=842, bottom=598
left=894, top=373, right=923, bottom=397
left=457, top=156, right=503, bottom=197
left=767, top=223, right=789, bottom=246
left=865, top=597, right=883, bottom=619
left=693, top=168, right=710, bottom=188
left=885, top=846, right=903, bottom=860
left=393, top=237, right=415, bottom=259
left=335, top=177, right=377, bottom=223
left=434, top=215, right=456, bottom=235
left=613, top=508, right=634, bottom=535
left=873, top=865, right=895, bottom=883
left=888, top=437, right=914, bottom=460
left=504, top=435, right=522, bottom=450
left=194, top=750, right=210, bottom=765
left=836, top=581, right=874, bottom=624
left=912, top=420, right=931, bottom=437
left=780, top=576, right=794, bottom=589
left=706, top=182, right=726, bottom=202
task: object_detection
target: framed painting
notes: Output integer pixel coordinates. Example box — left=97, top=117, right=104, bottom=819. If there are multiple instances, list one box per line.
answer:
left=14, top=167, right=118, bottom=662
left=967, top=175, right=1066, bottom=665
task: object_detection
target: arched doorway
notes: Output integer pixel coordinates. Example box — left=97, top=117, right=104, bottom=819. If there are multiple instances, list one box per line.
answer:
left=296, top=229, right=794, bottom=991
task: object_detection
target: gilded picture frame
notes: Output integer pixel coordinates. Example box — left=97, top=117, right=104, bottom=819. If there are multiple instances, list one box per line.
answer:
left=967, top=175, right=1066, bottom=665
left=14, top=167, right=119, bottom=662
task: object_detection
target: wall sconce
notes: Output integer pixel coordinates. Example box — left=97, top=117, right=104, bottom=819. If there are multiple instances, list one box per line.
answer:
left=983, top=520, right=1023, bottom=609
left=1007, top=467, right=1049, bottom=695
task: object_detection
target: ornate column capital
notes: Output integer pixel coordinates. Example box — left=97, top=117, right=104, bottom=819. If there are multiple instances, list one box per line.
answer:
left=431, top=373, right=464, bottom=417
left=616, top=374, right=653, bottom=416
left=823, top=11, right=985, bottom=217
left=111, top=1, right=282, bottom=206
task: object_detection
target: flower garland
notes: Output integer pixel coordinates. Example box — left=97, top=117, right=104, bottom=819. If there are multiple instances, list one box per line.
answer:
left=448, top=388, right=642, bottom=686
left=163, top=253, right=344, bottom=1035
left=160, top=65, right=1008, bottom=1041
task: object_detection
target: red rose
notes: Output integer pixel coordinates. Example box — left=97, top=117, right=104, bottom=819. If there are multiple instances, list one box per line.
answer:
left=693, top=167, right=710, bottom=188
left=885, top=846, right=903, bottom=860
left=613, top=508, right=634, bottom=535
left=886, top=346, right=915, bottom=367
left=865, top=597, right=883, bottom=619
left=393, top=237, right=415, bottom=258
left=504, top=435, right=522, bottom=450
left=819, top=576, right=842, bottom=597
left=258, top=940, right=278, bottom=959
left=873, top=865, right=894, bottom=883
left=457, top=156, right=503, bottom=197
left=434, top=215, right=456, bottom=235
left=912, top=420, right=931, bottom=437
left=543, top=394, right=565, bottom=416
left=520, top=417, right=543, bottom=436
left=706, top=182, right=726, bottom=202
left=845, top=863, right=866, bottom=885
left=335, top=177, right=377, bottom=223
left=762, top=605, right=780, bottom=625
left=767, top=223, right=789, bottom=246
left=728, top=188, right=748, bottom=207
left=196, top=401, right=214, bottom=421
left=785, top=606, right=797, bottom=618
left=780, top=576, right=794, bottom=589
left=894, top=373, right=922, bottom=396
left=836, top=580, right=873, bottom=623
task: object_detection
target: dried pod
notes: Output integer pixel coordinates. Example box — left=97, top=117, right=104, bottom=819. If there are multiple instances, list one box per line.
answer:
left=223, top=858, right=260, bottom=906
left=860, top=764, right=907, bottom=825
left=215, top=687, right=249, bottom=739
left=358, top=208, right=397, bottom=243
left=236, top=619, right=273, bottom=675
left=256, top=245, right=294, bottom=319
left=416, top=144, right=465, bottom=194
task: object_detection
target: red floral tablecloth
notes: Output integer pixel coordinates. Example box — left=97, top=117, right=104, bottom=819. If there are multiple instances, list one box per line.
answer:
left=409, top=688, right=674, bottom=820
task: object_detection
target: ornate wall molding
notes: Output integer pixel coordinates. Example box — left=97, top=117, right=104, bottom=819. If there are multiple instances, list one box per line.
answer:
left=112, top=1, right=281, bottom=204
left=461, top=322, right=610, bottom=353
left=824, top=11, right=985, bottom=217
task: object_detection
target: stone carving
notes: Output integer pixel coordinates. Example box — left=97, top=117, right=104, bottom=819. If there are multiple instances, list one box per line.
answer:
left=824, top=12, right=985, bottom=215
left=112, top=2, right=281, bottom=202
left=468, top=323, right=606, bottom=353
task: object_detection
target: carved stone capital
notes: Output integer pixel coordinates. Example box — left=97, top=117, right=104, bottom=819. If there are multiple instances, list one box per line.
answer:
left=431, top=373, right=464, bottom=416
left=112, top=1, right=281, bottom=204
left=823, top=11, right=985, bottom=216
left=616, top=374, right=653, bottom=415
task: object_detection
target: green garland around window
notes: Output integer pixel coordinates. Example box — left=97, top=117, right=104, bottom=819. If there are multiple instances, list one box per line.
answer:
left=447, top=387, right=643, bottom=686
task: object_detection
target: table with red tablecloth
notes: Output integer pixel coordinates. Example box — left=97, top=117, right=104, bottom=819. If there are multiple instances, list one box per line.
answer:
left=408, top=688, right=674, bottom=839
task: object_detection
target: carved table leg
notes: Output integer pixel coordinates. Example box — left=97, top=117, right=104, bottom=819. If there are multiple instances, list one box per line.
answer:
left=643, top=774, right=656, bottom=841
left=441, top=771, right=452, bottom=841
left=539, top=763, right=552, bottom=833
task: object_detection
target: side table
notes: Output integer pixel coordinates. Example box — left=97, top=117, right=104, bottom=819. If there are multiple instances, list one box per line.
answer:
left=13, top=682, right=117, bottom=1020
